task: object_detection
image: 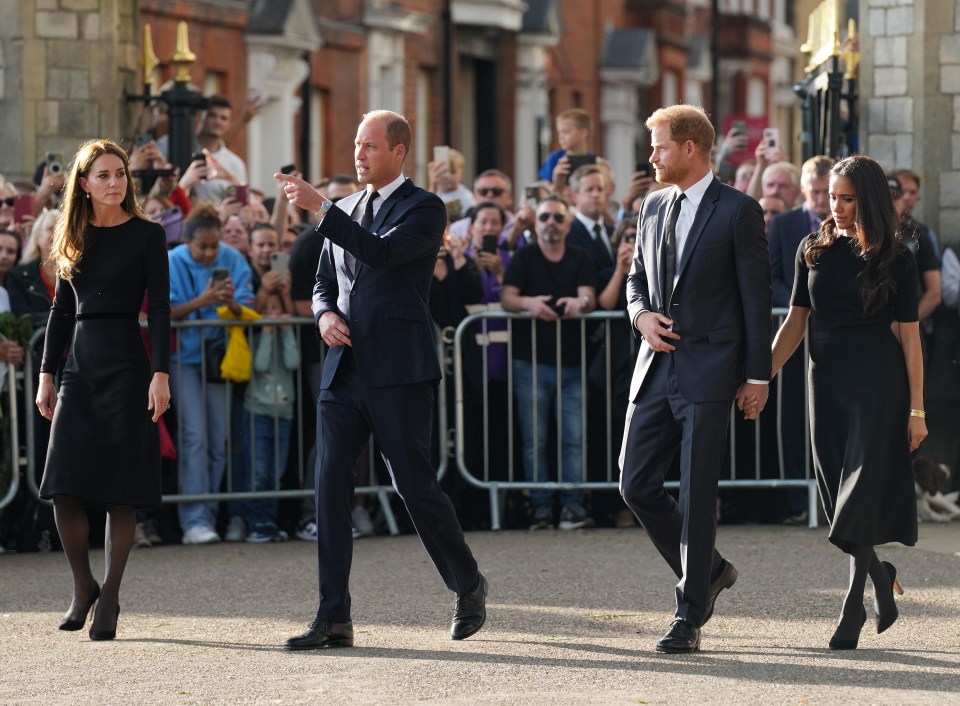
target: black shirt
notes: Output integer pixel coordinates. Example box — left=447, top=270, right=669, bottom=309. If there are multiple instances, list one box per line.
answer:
left=503, top=244, right=596, bottom=365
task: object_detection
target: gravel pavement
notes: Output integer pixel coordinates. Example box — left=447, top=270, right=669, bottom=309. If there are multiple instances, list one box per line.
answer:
left=1, top=523, right=959, bottom=705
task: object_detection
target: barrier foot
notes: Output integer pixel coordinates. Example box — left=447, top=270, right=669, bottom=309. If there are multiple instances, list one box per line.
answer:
left=807, top=481, right=819, bottom=529
left=489, top=486, right=501, bottom=531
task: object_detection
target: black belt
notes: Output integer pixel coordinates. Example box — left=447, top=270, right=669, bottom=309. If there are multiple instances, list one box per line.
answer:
left=74, top=312, right=138, bottom=321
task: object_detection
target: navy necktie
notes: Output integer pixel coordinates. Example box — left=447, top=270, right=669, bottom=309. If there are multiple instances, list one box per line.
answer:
left=593, top=222, right=613, bottom=262
left=663, top=193, right=685, bottom=305
left=361, top=190, right=379, bottom=229
left=347, top=190, right=379, bottom=276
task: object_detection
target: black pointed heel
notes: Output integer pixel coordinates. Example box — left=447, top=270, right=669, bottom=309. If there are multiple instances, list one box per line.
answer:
left=829, top=606, right=867, bottom=650
left=89, top=604, right=120, bottom=641
left=58, top=583, right=101, bottom=631
left=876, top=561, right=904, bottom=634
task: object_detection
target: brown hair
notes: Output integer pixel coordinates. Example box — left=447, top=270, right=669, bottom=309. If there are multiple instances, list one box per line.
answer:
left=53, top=139, right=146, bottom=279
left=556, top=108, right=592, bottom=133
left=569, top=164, right=606, bottom=193
left=645, top=105, right=715, bottom=160
left=362, top=110, right=412, bottom=160
left=800, top=155, right=833, bottom=183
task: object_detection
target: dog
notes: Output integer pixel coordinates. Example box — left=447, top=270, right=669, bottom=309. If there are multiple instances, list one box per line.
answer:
left=913, top=456, right=960, bottom=523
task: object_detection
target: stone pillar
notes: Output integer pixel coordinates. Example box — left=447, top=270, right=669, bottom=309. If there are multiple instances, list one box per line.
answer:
left=246, top=47, right=309, bottom=191
left=600, top=79, right=640, bottom=204
left=0, top=0, right=139, bottom=181
left=514, top=38, right=551, bottom=192
left=862, top=0, right=959, bottom=242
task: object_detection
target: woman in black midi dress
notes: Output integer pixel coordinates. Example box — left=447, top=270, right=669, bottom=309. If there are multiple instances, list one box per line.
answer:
left=35, top=139, right=171, bottom=641
left=763, top=155, right=926, bottom=650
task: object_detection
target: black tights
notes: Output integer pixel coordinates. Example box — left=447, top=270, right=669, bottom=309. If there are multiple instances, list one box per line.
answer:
left=834, top=543, right=895, bottom=638
left=53, top=496, right=135, bottom=632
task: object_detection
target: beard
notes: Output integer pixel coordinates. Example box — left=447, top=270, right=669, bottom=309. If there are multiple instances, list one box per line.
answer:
left=655, top=160, right=690, bottom=186
left=538, top=227, right=564, bottom=244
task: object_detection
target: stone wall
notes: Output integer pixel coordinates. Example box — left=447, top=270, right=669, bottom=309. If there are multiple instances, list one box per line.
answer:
left=863, top=0, right=960, bottom=243
left=0, top=0, right=139, bottom=182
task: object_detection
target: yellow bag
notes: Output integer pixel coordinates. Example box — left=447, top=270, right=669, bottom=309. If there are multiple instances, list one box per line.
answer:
left=216, top=305, right=262, bottom=382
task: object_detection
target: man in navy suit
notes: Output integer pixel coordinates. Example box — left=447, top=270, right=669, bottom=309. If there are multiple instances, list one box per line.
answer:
left=620, top=104, right=771, bottom=653
left=565, top=164, right=615, bottom=274
left=276, top=110, right=487, bottom=650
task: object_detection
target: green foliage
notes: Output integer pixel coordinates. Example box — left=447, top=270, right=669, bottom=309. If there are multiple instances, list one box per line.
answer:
left=0, top=312, right=33, bottom=348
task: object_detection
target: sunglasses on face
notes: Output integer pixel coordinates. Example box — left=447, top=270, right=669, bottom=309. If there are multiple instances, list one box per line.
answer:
left=538, top=212, right=566, bottom=223
left=0, top=198, right=15, bottom=208
left=476, top=187, right=505, bottom=197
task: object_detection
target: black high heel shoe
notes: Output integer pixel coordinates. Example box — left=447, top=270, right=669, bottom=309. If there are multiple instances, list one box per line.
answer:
left=829, top=606, right=867, bottom=650
left=58, top=583, right=101, bottom=631
left=875, top=560, right=904, bottom=634
left=89, top=604, right=120, bottom=641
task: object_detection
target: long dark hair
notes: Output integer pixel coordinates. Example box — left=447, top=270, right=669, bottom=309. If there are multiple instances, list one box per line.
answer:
left=53, top=139, right=146, bottom=279
left=805, top=155, right=900, bottom=314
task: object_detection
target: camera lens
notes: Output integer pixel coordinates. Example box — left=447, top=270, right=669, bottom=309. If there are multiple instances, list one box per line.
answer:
left=48, top=161, right=63, bottom=175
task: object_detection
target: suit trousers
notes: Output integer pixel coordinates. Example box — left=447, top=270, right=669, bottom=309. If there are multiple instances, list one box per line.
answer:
left=314, top=347, right=479, bottom=621
left=619, top=353, right=729, bottom=627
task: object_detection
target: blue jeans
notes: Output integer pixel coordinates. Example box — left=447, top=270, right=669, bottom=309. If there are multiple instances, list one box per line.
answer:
left=512, top=359, right=584, bottom=510
left=235, top=410, right=292, bottom=528
left=171, top=364, right=228, bottom=532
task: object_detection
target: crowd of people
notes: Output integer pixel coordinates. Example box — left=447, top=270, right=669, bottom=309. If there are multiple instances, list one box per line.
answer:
left=0, top=91, right=943, bottom=654
left=0, top=98, right=956, bottom=560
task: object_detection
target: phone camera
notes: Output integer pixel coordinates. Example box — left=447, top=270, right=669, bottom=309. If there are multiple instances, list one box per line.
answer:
left=45, top=153, right=64, bottom=175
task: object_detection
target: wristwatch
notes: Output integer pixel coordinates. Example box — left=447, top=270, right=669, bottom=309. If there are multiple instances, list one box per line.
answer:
left=316, top=199, right=333, bottom=222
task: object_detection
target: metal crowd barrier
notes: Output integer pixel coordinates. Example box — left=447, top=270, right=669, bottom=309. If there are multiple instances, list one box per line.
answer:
left=0, top=363, right=23, bottom=510
left=15, top=318, right=448, bottom=537
left=451, top=308, right=818, bottom=530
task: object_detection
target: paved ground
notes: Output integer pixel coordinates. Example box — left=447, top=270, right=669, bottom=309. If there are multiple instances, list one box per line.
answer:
left=1, top=522, right=959, bottom=705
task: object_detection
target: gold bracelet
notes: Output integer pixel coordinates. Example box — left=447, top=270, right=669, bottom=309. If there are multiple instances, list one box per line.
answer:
left=909, top=408, right=926, bottom=419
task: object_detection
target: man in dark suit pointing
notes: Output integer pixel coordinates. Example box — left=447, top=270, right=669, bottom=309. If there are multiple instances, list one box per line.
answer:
left=276, top=110, right=487, bottom=650
left=620, top=105, right=771, bottom=653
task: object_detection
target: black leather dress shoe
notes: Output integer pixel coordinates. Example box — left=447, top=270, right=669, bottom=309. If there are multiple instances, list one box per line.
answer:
left=702, top=560, right=738, bottom=625
left=655, top=618, right=701, bottom=654
left=284, top=619, right=354, bottom=651
left=451, top=573, right=487, bottom=640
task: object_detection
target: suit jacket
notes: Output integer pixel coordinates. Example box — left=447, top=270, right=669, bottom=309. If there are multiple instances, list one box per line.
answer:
left=768, top=206, right=816, bottom=308
left=626, top=176, right=771, bottom=403
left=567, top=218, right=614, bottom=273
left=311, top=179, right=445, bottom=389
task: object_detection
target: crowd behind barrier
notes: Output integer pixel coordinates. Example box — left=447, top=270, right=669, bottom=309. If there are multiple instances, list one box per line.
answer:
left=7, top=318, right=451, bottom=539
left=0, top=308, right=819, bottom=540
left=450, top=309, right=818, bottom=530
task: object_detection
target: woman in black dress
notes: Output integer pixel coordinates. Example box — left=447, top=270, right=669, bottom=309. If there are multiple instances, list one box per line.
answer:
left=35, top=139, right=171, bottom=640
left=763, top=155, right=926, bottom=650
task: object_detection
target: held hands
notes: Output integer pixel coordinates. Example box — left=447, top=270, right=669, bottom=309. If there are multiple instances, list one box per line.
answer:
left=908, top=416, right=927, bottom=453
left=319, top=310, right=351, bottom=347
left=636, top=311, right=680, bottom=353
left=735, top=382, right=770, bottom=421
left=147, top=372, right=171, bottom=423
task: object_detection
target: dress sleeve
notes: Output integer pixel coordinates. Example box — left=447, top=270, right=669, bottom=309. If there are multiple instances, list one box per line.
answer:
left=40, top=275, right=76, bottom=374
left=145, top=223, right=172, bottom=373
left=789, top=237, right=812, bottom=309
left=892, top=248, right=920, bottom=322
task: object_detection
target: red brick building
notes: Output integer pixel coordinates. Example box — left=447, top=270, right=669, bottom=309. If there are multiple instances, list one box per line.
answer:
left=137, top=0, right=792, bottom=198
